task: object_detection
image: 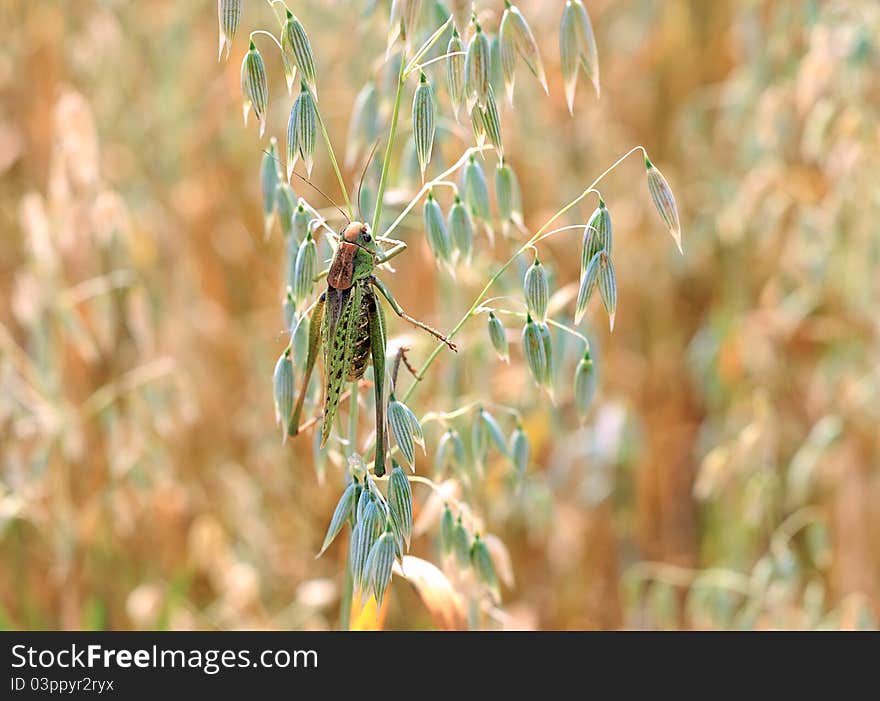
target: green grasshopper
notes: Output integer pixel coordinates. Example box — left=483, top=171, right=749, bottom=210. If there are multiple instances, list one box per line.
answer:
left=288, top=218, right=457, bottom=477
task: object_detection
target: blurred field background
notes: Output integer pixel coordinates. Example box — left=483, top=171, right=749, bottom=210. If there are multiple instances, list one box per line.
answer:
left=1, top=0, right=878, bottom=630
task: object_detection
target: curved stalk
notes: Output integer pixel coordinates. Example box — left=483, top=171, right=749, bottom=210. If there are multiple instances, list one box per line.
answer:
left=400, top=145, right=647, bottom=403
left=380, top=145, right=493, bottom=241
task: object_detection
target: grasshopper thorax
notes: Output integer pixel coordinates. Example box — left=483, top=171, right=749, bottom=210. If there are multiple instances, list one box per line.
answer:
left=328, top=221, right=378, bottom=290
left=342, top=221, right=369, bottom=242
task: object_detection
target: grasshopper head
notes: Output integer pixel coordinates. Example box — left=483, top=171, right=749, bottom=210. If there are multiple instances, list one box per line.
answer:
left=341, top=221, right=380, bottom=255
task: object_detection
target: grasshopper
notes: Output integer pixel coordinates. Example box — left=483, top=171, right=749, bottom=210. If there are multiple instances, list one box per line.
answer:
left=289, top=218, right=457, bottom=477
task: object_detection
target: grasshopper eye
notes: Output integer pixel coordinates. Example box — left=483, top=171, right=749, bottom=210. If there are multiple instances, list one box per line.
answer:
left=362, top=232, right=371, bottom=242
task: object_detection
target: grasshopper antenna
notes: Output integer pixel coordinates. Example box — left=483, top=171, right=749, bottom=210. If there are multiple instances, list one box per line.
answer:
left=289, top=169, right=350, bottom=224
left=260, top=148, right=349, bottom=223
left=356, top=139, right=381, bottom=226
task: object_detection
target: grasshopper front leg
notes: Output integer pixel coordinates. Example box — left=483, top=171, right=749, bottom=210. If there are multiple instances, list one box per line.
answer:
left=369, top=276, right=458, bottom=352
left=367, top=292, right=388, bottom=476
left=289, top=292, right=326, bottom=437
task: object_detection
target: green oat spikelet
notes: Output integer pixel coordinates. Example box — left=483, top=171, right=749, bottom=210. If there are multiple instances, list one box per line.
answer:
left=273, top=346, right=295, bottom=440
left=510, top=424, right=529, bottom=479
left=572, top=0, right=600, bottom=99
left=471, top=409, right=488, bottom=466
left=489, top=33, right=504, bottom=96
left=446, top=28, right=466, bottom=120
left=499, top=7, right=518, bottom=103
left=495, top=158, right=523, bottom=227
left=462, top=155, right=491, bottom=224
left=292, top=229, right=317, bottom=305
left=500, top=1, right=548, bottom=102
left=596, top=250, right=617, bottom=331
left=318, top=479, right=359, bottom=557
left=522, top=314, right=547, bottom=387
left=282, top=287, right=296, bottom=331
left=387, top=0, right=423, bottom=55
left=387, top=463, right=413, bottom=549
left=241, top=41, right=268, bottom=137
left=448, top=195, right=474, bottom=262
left=560, top=0, right=600, bottom=114
left=424, top=190, right=452, bottom=266
left=470, top=534, right=500, bottom=601
left=217, top=0, right=243, bottom=62
left=275, top=182, right=297, bottom=239
left=440, top=503, right=455, bottom=555
left=350, top=496, right=382, bottom=592
left=388, top=395, right=424, bottom=470
left=465, top=21, right=491, bottom=108
left=479, top=407, right=510, bottom=457
left=645, top=156, right=683, bottom=253
left=523, top=256, right=549, bottom=323
left=479, top=86, right=503, bottom=154
left=356, top=485, right=372, bottom=524
left=538, top=321, right=554, bottom=390
left=574, top=349, right=597, bottom=420
left=487, top=311, right=509, bottom=362
left=287, top=82, right=317, bottom=178
left=582, top=199, right=612, bottom=272
left=575, top=250, right=601, bottom=324
left=261, top=138, right=281, bottom=239
left=281, top=10, right=318, bottom=98
left=365, top=527, right=397, bottom=606
left=469, top=102, right=487, bottom=148
left=452, top=516, right=470, bottom=567
left=435, top=428, right=466, bottom=477
left=413, top=73, right=437, bottom=180
left=291, top=198, right=310, bottom=242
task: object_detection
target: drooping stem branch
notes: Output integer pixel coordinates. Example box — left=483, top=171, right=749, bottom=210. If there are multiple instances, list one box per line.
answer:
left=400, top=145, right=647, bottom=403
left=420, top=400, right=522, bottom=426
left=478, top=306, right=590, bottom=347
left=249, top=29, right=283, bottom=53
left=380, top=145, right=494, bottom=241
left=406, top=51, right=466, bottom=74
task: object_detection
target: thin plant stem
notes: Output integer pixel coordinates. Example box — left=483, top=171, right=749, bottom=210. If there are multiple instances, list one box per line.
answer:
left=372, top=15, right=455, bottom=233
left=531, top=223, right=592, bottom=246
left=401, top=145, right=646, bottom=403
left=265, top=0, right=288, bottom=26
left=380, top=145, right=493, bottom=241
left=249, top=29, right=283, bottom=53
left=308, top=86, right=354, bottom=219
left=372, top=59, right=406, bottom=234
left=372, top=473, right=478, bottom=528
left=403, top=15, right=455, bottom=76
left=406, top=51, right=466, bottom=74
left=479, top=306, right=590, bottom=346
left=420, top=400, right=522, bottom=426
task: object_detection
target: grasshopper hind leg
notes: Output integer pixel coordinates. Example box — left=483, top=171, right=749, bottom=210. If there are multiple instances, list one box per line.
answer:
left=367, top=291, right=388, bottom=476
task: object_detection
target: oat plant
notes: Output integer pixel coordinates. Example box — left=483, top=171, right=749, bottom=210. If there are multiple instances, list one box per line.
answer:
left=219, top=0, right=683, bottom=629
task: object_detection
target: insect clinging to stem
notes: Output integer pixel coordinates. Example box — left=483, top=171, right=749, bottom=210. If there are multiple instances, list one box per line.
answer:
left=287, top=153, right=457, bottom=477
